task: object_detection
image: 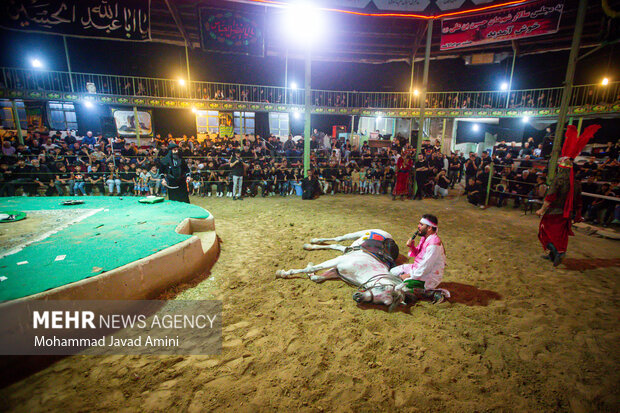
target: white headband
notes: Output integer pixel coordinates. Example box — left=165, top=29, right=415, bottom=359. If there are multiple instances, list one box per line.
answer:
left=420, top=218, right=437, bottom=228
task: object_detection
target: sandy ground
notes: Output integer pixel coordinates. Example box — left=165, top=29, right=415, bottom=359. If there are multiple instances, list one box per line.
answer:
left=1, top=193, right=619, bottom=412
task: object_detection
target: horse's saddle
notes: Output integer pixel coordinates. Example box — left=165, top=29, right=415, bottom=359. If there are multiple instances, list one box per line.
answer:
left=345, top=238, right=399, bottom=269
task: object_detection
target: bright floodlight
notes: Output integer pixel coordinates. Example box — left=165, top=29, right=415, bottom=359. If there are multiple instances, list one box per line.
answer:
left=376, top=116, right=382, bottom=122
left=522, top=116, right=529, bottom=123
left=84, top=101, right=94, bottom=109
left=602, top=77, right=609, bottom=86
left=500, top=82, right=508, bottom=91
left=293, top=111, right=300, bottom=119
left=178, top=78, right=186, bottom=86
left=285, top=3, right=323, bottom=44
left=191, top=107, right=197, bottom=113
left=31, top=58, right=43, bottom=68
left=291, top=82, right=298, bottom=90
left=472, top=124, right=479, bottom=132
left=413, top=89, right=420, bottom=96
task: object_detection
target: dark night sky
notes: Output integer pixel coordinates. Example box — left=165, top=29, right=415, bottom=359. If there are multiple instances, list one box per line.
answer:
left=1, top=28, right=615, bottom=92
left=0, top=27, right=617, bottom=141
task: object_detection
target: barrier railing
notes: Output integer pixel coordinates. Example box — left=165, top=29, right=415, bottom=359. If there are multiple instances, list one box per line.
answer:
left=1, top=67, right=619, bottom=110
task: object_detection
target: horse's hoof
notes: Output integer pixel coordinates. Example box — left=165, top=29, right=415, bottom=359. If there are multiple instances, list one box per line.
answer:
left=309, top=275, right=323, bottom=283
left=388, top=300, right=400, bottom=313
left=303, top=244, right=313, bottom=250
left=310, top=238, right=320, bottom=244
left=275, top=270, right=285, bottom=278
left=353, top=292, right=366, bottom=303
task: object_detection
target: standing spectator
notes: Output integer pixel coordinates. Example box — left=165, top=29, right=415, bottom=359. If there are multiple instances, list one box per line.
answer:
left=448, top=154, right=461, bottom=188
left=392, top=152, right=413, bottom=201
left=413, top=153, right=430, bottom=200
left=229, top=149, right=246, bottom=200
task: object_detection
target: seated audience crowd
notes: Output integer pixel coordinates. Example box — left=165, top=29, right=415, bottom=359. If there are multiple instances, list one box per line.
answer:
left=1, top=127, right=618, bottom=224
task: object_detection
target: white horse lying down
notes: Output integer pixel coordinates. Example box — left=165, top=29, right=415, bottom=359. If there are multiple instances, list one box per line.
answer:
left=276, top=229, right=408, bottom=311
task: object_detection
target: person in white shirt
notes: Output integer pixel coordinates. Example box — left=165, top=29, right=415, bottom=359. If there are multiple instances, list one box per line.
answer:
left=390, top=214, right=449, bottom=303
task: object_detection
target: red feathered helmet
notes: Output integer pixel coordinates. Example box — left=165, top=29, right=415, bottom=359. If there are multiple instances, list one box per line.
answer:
left=558, top=124, right=602, bottom=168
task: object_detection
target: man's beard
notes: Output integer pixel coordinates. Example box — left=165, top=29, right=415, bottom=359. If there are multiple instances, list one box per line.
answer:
left=419, top=228, right=428, bottom=237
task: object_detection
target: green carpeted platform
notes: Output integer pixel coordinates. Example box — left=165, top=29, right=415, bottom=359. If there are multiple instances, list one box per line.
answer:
left=0, top=197, right=210, bottom=301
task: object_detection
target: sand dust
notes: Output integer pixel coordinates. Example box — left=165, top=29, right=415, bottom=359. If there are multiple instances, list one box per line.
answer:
left=1, top=195, right=618, bottom=412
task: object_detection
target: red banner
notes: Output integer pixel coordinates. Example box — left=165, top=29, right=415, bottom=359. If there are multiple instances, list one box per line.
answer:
left=440, top=0, right=564, bottom=51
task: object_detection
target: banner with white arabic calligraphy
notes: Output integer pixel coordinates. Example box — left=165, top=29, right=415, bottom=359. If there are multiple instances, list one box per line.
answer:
left=0, top=0, right=150, bottom=41
left=440, top=0, right=563, bottom=51
left=199, top=8, right=265, bottom=57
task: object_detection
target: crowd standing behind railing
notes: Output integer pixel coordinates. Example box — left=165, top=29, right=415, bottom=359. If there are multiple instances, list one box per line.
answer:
left=2, top=67, right=620, bottom=110
left=1, top=125, right=618, bottom=223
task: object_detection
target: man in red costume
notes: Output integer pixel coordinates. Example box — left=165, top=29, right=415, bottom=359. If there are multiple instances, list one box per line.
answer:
left=536, top=124, right=601, bottom=266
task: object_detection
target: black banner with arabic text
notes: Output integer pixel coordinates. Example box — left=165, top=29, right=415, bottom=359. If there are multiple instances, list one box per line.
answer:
left=199, top=7, right=264, bottom=57
left=0, top=0, right=151, bottom=41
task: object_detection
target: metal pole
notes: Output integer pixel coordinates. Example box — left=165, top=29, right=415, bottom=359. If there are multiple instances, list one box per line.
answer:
left=485, top=162, right=494, bottom=206
left=11, top=100, right=24, bottom=145
left=133, top=106, right=141, bottom=147
left=441, top=117, right=447, bottom=151
left=351, top=115, right=355, bottom=135
left=576, top=117, right=583, bottom=136
left=568, top=117, right=573, bottom=125
left=417, top=19, right=433, bottom=149
left=549, top=0, right=588, bottom=181
left=505, top=42, right=517, bottom=109
left=284, top=48, right=288, bottom=104
left=409, top=53, right=415, bottom=109
left=303, top=47, right=311, bottom=177
left=63, top=36, right=74, bottom=93
left=414, top=19, right=433, bottom=196
left=185, top=42, right=191, bottom=98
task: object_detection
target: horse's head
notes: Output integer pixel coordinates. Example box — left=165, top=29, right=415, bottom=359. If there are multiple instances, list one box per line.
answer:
left=352, top=275, right=405, bottom=312
left=383, top=238, right=400, bottom=264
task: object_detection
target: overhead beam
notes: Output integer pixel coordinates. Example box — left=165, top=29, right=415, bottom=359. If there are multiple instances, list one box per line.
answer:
left=163, top=0, right=194, bottom=49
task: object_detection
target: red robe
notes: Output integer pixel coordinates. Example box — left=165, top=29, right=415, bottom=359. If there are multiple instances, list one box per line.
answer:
left=393, top=157, right=413, bottom=196
left=538, top=169, right=582, bottom=253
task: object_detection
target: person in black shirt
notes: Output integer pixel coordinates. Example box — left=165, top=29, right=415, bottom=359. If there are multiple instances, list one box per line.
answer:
left=502, top=153, right=514, bottom=166
left=248, top=164, right=265, bottom=197
left=29, top=158, right=52, bottom=196
left=495, top=141, right=508, bottom=158
left=586, top=183, right=616, bottom=225
left=448, top=154, right=461, bottom=188
left=160, top=143, right=190, bottom=203
left=520, top=155, right=533, bottom=170
left=229, top=150, right=246, bottom=200
left=434, top=170, right=450, bottom=198
left=465, top=177, right=482, bottom=206
left=9, top=159, right=32, bottom=196
left=301, top=169, right=321, bottom=200
left=581, top=157, right=598, bottom=176
left=86, top=164, right=105, bottom=195
left=119, top=163, right=134, bottom=195
left=382, top=166, right=395, bottom=195
left=414, top=153, right=429, bottom=200
left=464, top=154, right=478, bottom=184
